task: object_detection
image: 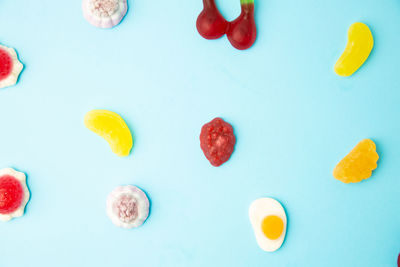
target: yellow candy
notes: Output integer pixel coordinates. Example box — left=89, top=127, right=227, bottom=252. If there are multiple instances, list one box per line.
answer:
left=261, top=215, right=284, bottom=240
left=334, top=22, right=374, bottom=77
left=333, top=139, right=379, bottom=184
left=84, top=110, right=133, bottom=157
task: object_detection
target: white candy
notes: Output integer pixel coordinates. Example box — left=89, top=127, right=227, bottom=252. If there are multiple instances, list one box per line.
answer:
left=106, top=185, right=150, bottom=229
left=249, top=198, right=287, bottom=252
left=0, top=168, right=30, bottom=222
left=0, top=45, right=23, bottom=89
left=82, top=0, right=128, bottom=28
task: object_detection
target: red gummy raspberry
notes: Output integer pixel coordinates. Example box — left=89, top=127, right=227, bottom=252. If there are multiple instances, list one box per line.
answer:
left=200, top=117, right=236, bottom=167
left=0, top=175, right=23, bottom=214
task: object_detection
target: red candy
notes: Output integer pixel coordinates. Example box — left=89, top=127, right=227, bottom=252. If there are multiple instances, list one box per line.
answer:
left=196, top=0, right=257, bottom=50
left=200, top=118, right=236, bottom=167
left=0, top=48, right=13, bottom=81
left=0, top=175, right=24, bottom=214
left=196, top=0, right=228, bottom=40
left=226, top=1, right=257, bottom=50
left=398, top=253, right=400, bottom=267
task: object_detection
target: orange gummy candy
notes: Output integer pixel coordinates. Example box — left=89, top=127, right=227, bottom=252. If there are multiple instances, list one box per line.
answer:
left=333, top=139, right=379, bottom=184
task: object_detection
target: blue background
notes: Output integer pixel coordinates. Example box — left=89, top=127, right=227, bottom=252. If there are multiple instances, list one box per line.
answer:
left=0, top=0, right=399, bottom=266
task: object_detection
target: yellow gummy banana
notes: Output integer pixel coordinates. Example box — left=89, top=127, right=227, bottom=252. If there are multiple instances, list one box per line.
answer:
left=334, top=22, right=374, bottom=77
left=84, top=109, right=133, bottom=157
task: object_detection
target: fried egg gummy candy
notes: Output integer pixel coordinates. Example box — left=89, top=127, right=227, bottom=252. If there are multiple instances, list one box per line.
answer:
left=84, top=109, right=133, bottom=157
left=0, top=168, right=30, bottom=222
left=334, top=22, right=373, bottom=77
left=82, top=0, right=128, bottom=28
left=249, top=198, right=287, bottom=252
left=333, top=139, right=379, bottom=184
left=0, top=44, right=23, bottom=89
left=106, top=185, right=150, bottom=229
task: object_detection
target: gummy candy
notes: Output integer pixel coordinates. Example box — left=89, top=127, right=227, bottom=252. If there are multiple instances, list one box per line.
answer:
left=84, top=109, right=133, bottom=157
left=196, top=0, right=257, bottom=50
left=333, top=139, right=379, bottom=183
left=0, top=175, right=23, bottom=214
left=335, top=22, right=373, bottom=77
left=82, top=0, right=128, bottom=28
left=196, top=0, right=228, bottom=40
left=261, top=215, right=284, bottom=240
left=0, top=49, right=12, bottom=81
left=106, top=185, right=150, bottom=229
left=226, top=0, right=257, bottom=50
left=249, top=198, right=287, bottom=252
left=0, top=168, right=30, bottom=222
left=0, top=44, right=23, bottom=89
left=200, top=118, right=236, bottom=167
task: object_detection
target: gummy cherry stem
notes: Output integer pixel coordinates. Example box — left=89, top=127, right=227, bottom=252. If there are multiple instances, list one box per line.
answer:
left=227, top=0, right=257, bottom=50
left=196, top=0, right=228, bottom=40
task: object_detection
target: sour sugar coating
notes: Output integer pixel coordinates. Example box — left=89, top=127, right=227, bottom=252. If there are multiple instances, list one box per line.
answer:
left=200, top=117, right=236, bottom=167
left=0, top=44, right=23, bottom=89
left=106, top=185, right=150, bottom=229
left=333, top=139, right=379, bottom=184
left=0, top=168, right=30, bottom=222
left=82, top=0, right=128, bottom=28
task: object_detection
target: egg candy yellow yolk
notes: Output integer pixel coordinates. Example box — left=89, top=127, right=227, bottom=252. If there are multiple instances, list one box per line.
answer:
left=261, top=215, right=284, bottom=240
left=84, top=109, right=133, bottom=157
left=334, top=22, right=374, bottom=77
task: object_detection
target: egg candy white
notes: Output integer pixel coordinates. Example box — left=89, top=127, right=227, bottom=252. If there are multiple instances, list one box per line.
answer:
left=249, top=198, right=287, bottom=252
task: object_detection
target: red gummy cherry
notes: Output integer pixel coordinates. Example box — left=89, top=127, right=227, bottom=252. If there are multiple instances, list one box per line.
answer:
left=0, top=175, right=23, bottom=214
left=200, top=118, right=236, bottom=167
left=196, top=0, right=228, bottom=40
left=0, top=48, right=13, bottom=81
left=226, top=1, right=257, bottom=50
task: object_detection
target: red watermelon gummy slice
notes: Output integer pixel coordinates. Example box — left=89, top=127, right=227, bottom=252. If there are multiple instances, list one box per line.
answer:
left=0, top=48, right=13, bottom=81
left=200, top=117, right=236, bottom=167
left=0, top=175, right=24, bottom=214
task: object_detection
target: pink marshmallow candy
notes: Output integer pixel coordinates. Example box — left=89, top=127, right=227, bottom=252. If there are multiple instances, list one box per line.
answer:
left=82, top=0, right=128, bottom=28
left=106, top=185, right=150, bottom=229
